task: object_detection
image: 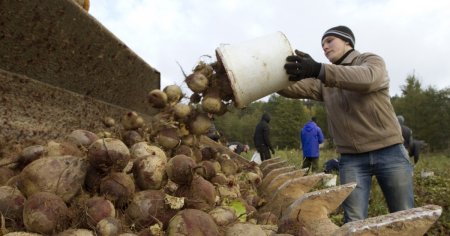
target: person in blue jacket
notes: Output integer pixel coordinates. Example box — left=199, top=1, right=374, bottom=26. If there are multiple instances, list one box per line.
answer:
left=300, top=116, right=324, bottom=173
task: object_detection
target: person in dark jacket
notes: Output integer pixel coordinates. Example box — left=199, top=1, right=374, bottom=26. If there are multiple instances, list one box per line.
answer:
left=410, top=139, right=425, bottom=164
left=300, top=116, right=324, bottom=173
left=253, top=113, right=275, bottom=161
left=397, top=115, right=423, bottom=164
left=397, top=115, right=413, bottom=152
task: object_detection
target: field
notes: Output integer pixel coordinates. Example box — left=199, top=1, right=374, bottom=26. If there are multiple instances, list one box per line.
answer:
left=241, top=148, right=450, bottom=235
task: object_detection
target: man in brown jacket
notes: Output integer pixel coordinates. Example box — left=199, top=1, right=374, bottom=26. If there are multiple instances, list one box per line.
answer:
left=279, top=25, right=414, bottom=223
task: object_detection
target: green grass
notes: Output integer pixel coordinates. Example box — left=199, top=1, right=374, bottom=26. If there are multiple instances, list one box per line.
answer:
left=413, top=153, right=450, bottom=235
left=244, top=148, right=450, bottom=235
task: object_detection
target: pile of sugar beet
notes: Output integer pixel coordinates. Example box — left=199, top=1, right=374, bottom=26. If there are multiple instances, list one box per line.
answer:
left=0, top=60, right=308, bottom=236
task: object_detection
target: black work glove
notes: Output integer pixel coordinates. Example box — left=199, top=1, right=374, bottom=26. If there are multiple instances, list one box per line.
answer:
left=284, top=49, right=322, bottom=81
left=270, top=148, right=275, bottom=155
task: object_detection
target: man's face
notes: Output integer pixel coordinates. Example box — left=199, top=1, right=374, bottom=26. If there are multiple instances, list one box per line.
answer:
left=321, top=36, right=351, bottom=63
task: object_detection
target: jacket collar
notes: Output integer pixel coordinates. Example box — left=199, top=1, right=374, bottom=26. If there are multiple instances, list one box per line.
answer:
left=339, top=50, right=360, bottom=65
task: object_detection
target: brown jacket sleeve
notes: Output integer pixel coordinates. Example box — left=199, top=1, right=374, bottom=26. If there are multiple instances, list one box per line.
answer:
left=321, top=53, right=389, bottom=93
left=277, top=78, right=324, bottom=101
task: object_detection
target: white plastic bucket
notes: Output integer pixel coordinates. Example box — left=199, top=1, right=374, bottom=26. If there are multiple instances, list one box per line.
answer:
left=216, top=31, right=294, bottom=108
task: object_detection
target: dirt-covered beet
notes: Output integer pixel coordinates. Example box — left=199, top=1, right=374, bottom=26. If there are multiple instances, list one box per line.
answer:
left=244, top=192, right=264, bottom=209
left=58, top=229, right=95, bottom=236
left=166, top=154, right=196, bottom=185
left=0, top=167, right=16, bottom=185
left=122, top=130, right=144, bottom=147
left=185, top=73, right=209, bottom=93
left=211, top=160, right=222, bottom=174
left=130, top=142, right=166, bottom=160
left=244, top=172, right=262, bottom=188
left=218, top=155, right=238, bottom=176
left=147, top=89, right=168, bottom=109
left=173, top=103, right=192, bottom=119
left=99, top=172, right=135, bottom=208
left=166, top=209, right=219, bottom=235
left=23, top=192, right=69, bottom=234
left=122, top=111, right=144, bottom=130
left=121, top=111, right=145, bottom=130
left=132, top=153, right=168, bottom=190
left=163, top=84, right=183, bottom=105
left=191, top=146, right=203, bottom=163
left=193, top=61, right=214, bottom=78
left=195, top=160, right=217, bottom=180
left=96, top=216, right=122, bottom=236
left=85, top=196, right=116, bottom=227
left=87, top=138, right=130, bottom=173
left=208, top=206, right=237, bottom=227
left=175, top=175, right=216, bottom=211
left=200, top=146, right=218, bottom=161
left=102, top=116, right=116, bottom=128
left=65, top=129, right=99, bottom=149
left=125, top=190, right=177, bottom=230
left=181, top=134, right=196, bottom=147
left=210, top=173, right=229, bottom=186
left=155, top=128, right=180, bottom=150
left=201, top=87, right=226, bottom=114
left=216, top=183, right=241, bottom=202
left=174, top=144, right=194, bottom=157
left=19, top=155, right=88, bottom=203
left=188, top=113, right=212, bottom=135
left=17, top=145, right=45, bottom=169
left=2, top=232, right=43, bottom=236
left=225, top=223, right=266, bottom=236
left=0, top=186, right=26, bottom=221
left=46, top=141, right=84, bottom=157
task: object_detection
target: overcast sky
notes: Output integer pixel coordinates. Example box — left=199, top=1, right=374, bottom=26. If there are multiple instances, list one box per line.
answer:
left=89, top=0, right=450, bottom=98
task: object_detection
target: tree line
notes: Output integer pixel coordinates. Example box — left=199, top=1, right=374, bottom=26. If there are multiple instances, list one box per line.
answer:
left=214, top=75, right=449, bottom=152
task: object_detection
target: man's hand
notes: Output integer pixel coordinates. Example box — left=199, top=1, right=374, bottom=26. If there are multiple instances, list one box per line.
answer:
left=284, top=49, right=322, bottom=81
left=271, top=149, right=275, bottom=155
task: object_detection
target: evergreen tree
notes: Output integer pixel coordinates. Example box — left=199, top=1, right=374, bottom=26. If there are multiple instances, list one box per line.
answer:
left=392, top=74, right=449, bottom=151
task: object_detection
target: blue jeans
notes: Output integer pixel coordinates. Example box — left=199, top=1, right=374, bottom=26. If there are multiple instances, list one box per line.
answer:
left=339, top=144, right=414, bottom=223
